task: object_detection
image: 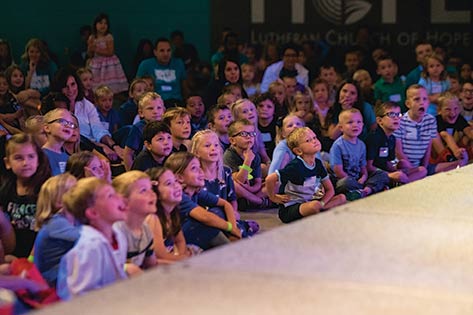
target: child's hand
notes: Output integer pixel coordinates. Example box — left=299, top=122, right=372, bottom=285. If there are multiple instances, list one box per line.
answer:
left=231, top=226, right=242, bottom=239
left=294, top=110, right=306, bottom=118
left=28, top=60, right=36, bottom=72
left=389, top=171, right=408, bottom=183
left=453, top=148, right=466, bottom=160
left=102, top=145, right=119, bottom=162
left=113, top=145, right=125, bottom=160
left=270, top=194, right=290, bottom=204
left=243, top=149, right=255, bottom=165
left=357, top=176, right=367, bottom=185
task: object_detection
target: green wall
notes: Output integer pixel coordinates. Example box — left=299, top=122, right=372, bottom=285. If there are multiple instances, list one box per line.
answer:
left=0, top=1, right=210, bottom=77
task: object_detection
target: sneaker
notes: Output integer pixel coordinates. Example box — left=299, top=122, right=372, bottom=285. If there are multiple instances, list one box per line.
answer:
left=346, top=189, right=363, bottom=201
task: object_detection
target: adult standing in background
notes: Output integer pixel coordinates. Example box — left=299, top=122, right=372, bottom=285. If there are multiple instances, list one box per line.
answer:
left=136, top=38, right=188, bottom=108
left=260, top=42, right=309, bottom=93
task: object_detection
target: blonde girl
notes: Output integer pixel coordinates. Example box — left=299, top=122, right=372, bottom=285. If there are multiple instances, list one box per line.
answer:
left=191, top=130, right=259, bottom=237
left=165, top=152, right=241, bottom=250
left=231, top=98, right=271, bottom=168
left=268, top=80, right=288, bottom=118
left=268, top=115, right=305, bottom=175
left=419, top=53, right=450, bottom=115
left=33, top=173, right=79, bottom=286
left=145, top=167, right=201, bottom=263
left=290, top=91, right=315, bottom=123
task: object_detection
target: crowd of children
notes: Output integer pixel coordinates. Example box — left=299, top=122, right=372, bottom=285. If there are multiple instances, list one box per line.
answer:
left=2, top=20, right=473, bottom=312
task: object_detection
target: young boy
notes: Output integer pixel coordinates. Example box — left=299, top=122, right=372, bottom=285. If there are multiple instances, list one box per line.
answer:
left=208, top=104, right=233, bottom=150
left=394, top=85, right=463, bottom=177
left=330, top=108, right=389, bottom=200
left=217, top=92, right=236, bottom=107
left=223, top=119, right=268, bottom=209
left=366, top=102, right=426, bottom=185
left=162, top=107, right=192, bottom=152
left=460, top=80, right=473, bottom=123
left=185, top=94, right=207, bottom=137
left=435, top=92, right=472, bottom=161
left=42, top=108, right=75, bottom=175
left=119, top=78, right=148, bottom=126
left=255, top=93, right=277, bottom=158
left=131, top=121, right=173, bottom=171
left=57, top=177, right=127, bottom=299
left=373, top=55, right=407, bottom=112
left=95, top=85, right=122, bottom=134
left=123, top=92, right=165, bottom=170
left=266, top=127, right=346, bottom=223
left=318, top=64, right=338, bottom=104
left=112, top=171, right=157, bottom=270
left=343, top=50, right=361, bottom=80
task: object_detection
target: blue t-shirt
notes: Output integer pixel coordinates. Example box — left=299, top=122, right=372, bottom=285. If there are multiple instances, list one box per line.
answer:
left=136, top=57, right=187, bottom=101
left=97, top=108, right=122, bottom=134
left=119, top=98, right=138, bottom=126
left=34, top=213, right=80, bottom=286
left=202, top=166, right=236, bottom=202
left=43, top=148, right=69, bottom=176
left=330, top=136, right=367, bottom=179
left=125, top=119, right=146, bottom=153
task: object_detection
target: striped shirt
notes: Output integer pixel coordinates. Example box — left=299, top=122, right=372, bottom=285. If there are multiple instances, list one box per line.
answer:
left=394, top=112, right=437, bottom=167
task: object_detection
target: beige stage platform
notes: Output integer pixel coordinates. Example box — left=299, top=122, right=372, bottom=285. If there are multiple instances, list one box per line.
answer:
left=37, top=165, right=473, bottom=314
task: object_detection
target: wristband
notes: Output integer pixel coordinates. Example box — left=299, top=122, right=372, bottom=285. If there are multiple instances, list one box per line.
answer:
left=226, top=221, right=233, bottom=232
left=319, top=200, right=325, bottom=208
left=27, top=255, right=34, bottom=263
left=112, top=144, right=119, bottom=149
left=239, top=164, right=253, bottom=172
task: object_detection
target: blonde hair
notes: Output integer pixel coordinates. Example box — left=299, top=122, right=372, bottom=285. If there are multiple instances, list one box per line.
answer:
left=338, top=108, right=362, bottom=123
left=62, top=177, right=109, bottom=224
left=289, top=91, right=314, bottom=115
left=276, top=114, right=305, bottom=144
left=94, top=85, right=113, bottom=99
left=76, top=67, right=92, bottom=77
left=21, top=38, right=50, bottom=65
left=24, top=115, right=44, bottom=133
left=112, top=170, right=149, bottom=198
left=286, top=127, right=312, bottom=151
left=406, top=84, right=427, bottom=100
left=438, top=92, right=459, bottom=109
left=35, top=173, right=77, bottom=230
left=138, top=91, right=162, bottom=111
left=43, top=108, right=70, bottom=124
left=191, top=130, right=224, bottom=182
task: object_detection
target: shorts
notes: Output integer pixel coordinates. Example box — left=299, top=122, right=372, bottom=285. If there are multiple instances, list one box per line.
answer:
left=278, top=203, right=303, bottom=223
left=427, top=163, right=436, bottom=176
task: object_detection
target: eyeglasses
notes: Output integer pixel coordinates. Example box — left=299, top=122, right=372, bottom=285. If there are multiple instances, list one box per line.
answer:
left=462, top=89, right=473, bottom=94
left=283, top=53, right=298, bottom=58
left=382, top=112, right=402, bottom=119
left=47, top=118, right=77, bottom=129
left=232, top=131, right=257, bottom=138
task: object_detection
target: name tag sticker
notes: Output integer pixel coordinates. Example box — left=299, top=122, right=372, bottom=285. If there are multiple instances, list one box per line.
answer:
left=161, top=85, right=172, bottom=91
left=389, top=94, right=401, bottom=102
left=261, top=132, right=272, bottom=142
left=379, top=147, right=389, bottom=157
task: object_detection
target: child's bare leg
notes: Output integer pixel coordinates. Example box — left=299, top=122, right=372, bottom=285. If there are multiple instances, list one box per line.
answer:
left=299, top=200, right=322, bottom=217
left=234, top=182, right=264, bottom=205
left=435, top=159, right=465, bottom=173
left=324, top=194, right=346, bottom=209
left=405, top=166, right=427, bottom=182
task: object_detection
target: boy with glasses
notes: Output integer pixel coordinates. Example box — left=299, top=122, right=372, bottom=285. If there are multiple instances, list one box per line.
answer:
left=460, top=80, right=473, bottom=123
left=223, top=119, right=269, bottom=209
left=366, top=102, right=425, bottom=185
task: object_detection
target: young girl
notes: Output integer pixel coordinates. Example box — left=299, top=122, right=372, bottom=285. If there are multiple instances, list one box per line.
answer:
left=66, top=151, right=111, bottom=182
left=311, top=79, right=332, bottom=123
left=268, top=80, right=289, bottom=119
left=418, top=53, right=450, bottom=116
left=33, top=173, right=79, bottom=287
left=241, top=63, right=260, bottom=98
left=145, top=167, right=201, bottom=263
left=165, top=152, right=241, bottom=250
left=268, top=115, right=305, bottom=175
left=191, top=130, right=259, bottom=237
left=19, top=38, right=57, bottom=97
left=289, top=91, right=315, bottom=124
left=112, top=171, right=157, bottom=270
left=5, top=64, right=25, bottom=94
left=76, top=67, right=95, bottom=104
left=231, top=99, right=271, bottom=170
left=0, top=73, right=22, bottom=135
left=87, top=13, right=128, bottom=94
left=0, top=133, right=51, bottom=258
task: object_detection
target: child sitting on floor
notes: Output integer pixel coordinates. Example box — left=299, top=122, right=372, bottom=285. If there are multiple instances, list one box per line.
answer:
left=266, top=127, right=345, bottom=223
